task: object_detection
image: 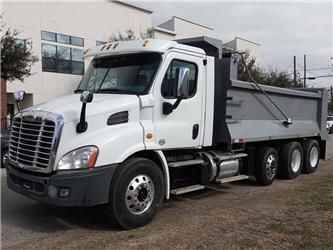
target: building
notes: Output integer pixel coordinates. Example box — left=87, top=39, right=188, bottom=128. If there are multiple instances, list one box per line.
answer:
left=2, top=0, right=153, bottom=117
left=150, top=16, right=213, bottom=40
left=224, top=37, right=261, bottom=64
left=2, top=1, right=261, bottom=120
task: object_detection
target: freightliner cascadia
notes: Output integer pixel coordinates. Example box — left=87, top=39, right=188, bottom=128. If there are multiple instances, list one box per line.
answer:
left=5, top=37, right=328, bottom=229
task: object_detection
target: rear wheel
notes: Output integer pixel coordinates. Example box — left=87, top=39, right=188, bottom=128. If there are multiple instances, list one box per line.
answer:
left=105, top=157, right=165, bottom=229
left=255, top=147, right=278, bottom=186
left=302, top=140, right=320, bottom=174
left=279, top=142, right=303, bottom=179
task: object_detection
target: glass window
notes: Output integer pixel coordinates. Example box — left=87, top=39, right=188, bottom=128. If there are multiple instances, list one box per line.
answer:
left=57, top=60, right=71, bottom=73
left=14, top=38, right=25, bottom=46
left=42, top=44, right=56, bottom=58
left=71, top=48, right=83, bottom=62
left=76, top=53, right=161, bottom=94
left=42, top=58, right=56, bottom=72
left=41, top=31, right=56, bottom=41
left=71, top=36, right=84, bottom=46
left=161, top=60, right=197, bottom=98
left=96, top=40, right=107, bottom=46
left=72, top=62, right=84, bottom=75
left=57, top=46, right=70, bottom=60
left=57, top=34, right=70, bottom=44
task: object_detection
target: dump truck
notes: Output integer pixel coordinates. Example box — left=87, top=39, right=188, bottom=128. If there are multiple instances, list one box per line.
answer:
left=5, top=37, right=328, bottom=229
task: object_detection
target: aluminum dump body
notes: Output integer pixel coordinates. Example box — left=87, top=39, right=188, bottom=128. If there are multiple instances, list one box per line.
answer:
left=226, top=81, right=328, bottom=143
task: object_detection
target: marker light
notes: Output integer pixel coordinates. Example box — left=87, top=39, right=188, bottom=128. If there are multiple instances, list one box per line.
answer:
left=106, top=43, right=113, bottom=50
left=57, top=146, right=98, bottom=170
left=143, top=40, right=149, bottom=47
left=83, top=48, right=90, bottom=55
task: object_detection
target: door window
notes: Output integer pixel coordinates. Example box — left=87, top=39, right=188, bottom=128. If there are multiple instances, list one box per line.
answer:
left=161, top=60, right=197, bottom=99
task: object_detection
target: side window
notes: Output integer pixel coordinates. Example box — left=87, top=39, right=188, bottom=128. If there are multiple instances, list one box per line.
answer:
left=161, top=60, right=197, bottom=98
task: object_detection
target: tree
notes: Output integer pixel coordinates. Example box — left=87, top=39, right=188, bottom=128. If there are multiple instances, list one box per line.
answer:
left=108, top=28, right=151, bottom=42
left=1, top=28, right=39, bottom=127
left=237, top=51, right=303, bottom=88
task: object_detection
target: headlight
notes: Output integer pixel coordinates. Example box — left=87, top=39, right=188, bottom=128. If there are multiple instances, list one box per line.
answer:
left=57, top=146, right=98, bottom=170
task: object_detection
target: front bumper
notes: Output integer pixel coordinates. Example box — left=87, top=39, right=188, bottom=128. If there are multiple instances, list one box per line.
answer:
left=6, top=163, right=118, bottom=207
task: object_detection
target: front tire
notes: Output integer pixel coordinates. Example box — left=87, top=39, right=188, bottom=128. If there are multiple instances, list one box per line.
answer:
left=106, top=157, right=165, bottom=229
left=302, top=140, right=320, bottom=174
left=279, top=142, right=303, bottom=179
left=255, top=147, right=278, bottom=186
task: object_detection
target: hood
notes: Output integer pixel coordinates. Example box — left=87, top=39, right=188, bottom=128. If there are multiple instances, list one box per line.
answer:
left=27, top=94, right=140, bottom=122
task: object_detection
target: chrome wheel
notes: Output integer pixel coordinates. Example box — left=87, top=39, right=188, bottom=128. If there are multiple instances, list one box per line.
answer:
left=309, top=147, right=319, bottom=168
left=266, top=154, right=277, bottom=180
left=125, top=174, right=154, bottom=215
left=291, top=149, right=301, bottom=172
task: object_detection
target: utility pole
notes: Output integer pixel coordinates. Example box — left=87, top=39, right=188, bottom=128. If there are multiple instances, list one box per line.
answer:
left=304, top=54, right=307, bottom=88
left=293, top=56, right=297, bottom=85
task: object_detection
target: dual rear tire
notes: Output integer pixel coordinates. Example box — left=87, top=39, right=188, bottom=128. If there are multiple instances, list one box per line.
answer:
left=255, top=139, right=320, bottom=185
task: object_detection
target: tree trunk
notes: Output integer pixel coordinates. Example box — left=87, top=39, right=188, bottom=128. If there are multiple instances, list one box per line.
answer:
left=1, top=78, right=8, bottom=128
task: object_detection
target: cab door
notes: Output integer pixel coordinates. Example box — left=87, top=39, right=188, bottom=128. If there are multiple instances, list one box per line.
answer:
left=153, top=51, right=205, bottom=149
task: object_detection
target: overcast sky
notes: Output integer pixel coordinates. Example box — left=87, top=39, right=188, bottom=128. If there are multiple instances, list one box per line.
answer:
left=135, top=1, right=332, bottom=88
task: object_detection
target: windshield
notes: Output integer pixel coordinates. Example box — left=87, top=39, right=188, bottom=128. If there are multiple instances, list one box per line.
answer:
left=328, top=117, right=333, bottom=121
left=76, top=53, right=161, bottom=94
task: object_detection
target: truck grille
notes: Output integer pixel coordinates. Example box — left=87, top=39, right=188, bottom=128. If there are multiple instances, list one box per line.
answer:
left=8, top=111, right=64, bottom=173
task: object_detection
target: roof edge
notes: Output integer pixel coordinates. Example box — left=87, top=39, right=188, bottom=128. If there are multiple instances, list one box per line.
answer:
left=113, top=0, right=153, bottom=13
left=173, top=16, right=213, bottom=30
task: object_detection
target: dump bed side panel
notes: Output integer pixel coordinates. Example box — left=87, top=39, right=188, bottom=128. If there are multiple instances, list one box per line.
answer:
left=224, top=80, right=327, bottom=143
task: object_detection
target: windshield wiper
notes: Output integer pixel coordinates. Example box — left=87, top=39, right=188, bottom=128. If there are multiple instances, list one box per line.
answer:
left=97, top=88, right=126, bottom=94
left=74, top=89, right=83, bottom=93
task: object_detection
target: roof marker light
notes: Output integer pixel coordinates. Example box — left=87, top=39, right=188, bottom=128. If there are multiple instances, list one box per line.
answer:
left=113, top=43, right=119, bottom=49
left=143, top=40, right=149, bottom=47
left=106, top=43, right=113, bottom=50
left=100, top=44, right=107, bottom=51
left=83, top=48, right=90, bottom=55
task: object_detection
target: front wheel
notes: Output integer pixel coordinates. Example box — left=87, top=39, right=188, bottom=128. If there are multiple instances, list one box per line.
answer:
left=106, top=157, right=165, bottom=229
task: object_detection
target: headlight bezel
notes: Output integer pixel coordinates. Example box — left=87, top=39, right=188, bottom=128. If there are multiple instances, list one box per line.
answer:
left=56, top=145, right=99, bottom=171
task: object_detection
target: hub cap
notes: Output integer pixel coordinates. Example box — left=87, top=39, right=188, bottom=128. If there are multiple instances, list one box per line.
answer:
left=291, top=149, right=301, bottom=172
left=309, top=147, right=319, bottom=168
left=266, top=154, right=277, bottom=180
left=125, top=175, right=154, bottom=215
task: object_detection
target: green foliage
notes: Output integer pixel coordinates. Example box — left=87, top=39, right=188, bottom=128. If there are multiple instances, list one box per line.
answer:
left=237, top=52, right=303, bottom=88
left=1, top=28, right=39, bottom=82
left=108, top=29, right=151, bottom=42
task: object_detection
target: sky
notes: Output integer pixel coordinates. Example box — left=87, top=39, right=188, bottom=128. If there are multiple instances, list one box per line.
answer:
left=134, top=1, right=333, bottom=88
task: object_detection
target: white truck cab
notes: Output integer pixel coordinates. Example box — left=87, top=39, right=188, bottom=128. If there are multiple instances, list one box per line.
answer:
left=5, top=37, right=327, bottom=229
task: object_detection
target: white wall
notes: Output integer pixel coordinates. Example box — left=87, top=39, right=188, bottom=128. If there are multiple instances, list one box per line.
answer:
left=173, top=17, right=213, bottom=39
left=3, top=1, right=152, bottom=107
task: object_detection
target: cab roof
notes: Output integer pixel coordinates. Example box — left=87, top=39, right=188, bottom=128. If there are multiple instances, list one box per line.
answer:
left=83, top=39, right=206, bottom=58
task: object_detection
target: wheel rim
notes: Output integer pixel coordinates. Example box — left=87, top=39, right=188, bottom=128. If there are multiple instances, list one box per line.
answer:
left=291, top=149, right=301, bottom=172
left=309, top=147, right=319, bottom=168
left=266, top=153, right=277, bottom=180
left=125, top=174, right=154, bottom=215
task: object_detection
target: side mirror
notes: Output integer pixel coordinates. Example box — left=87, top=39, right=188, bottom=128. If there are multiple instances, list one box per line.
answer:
left=162, top=67, right=191, bottom=115
left=13, top=91, right=25, bottom=112
left=76, top=91, right=94, bottom=133
left=80, top=90, right=93, bottom=103
left=176, top=67, right=190, bottom=99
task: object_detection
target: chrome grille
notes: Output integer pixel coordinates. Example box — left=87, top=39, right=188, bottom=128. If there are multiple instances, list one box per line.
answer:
left=8, top=111, right=64, bottom=173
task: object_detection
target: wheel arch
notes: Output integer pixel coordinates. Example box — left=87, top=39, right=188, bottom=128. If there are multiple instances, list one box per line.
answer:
left=127, top=150, right=170, bottom=199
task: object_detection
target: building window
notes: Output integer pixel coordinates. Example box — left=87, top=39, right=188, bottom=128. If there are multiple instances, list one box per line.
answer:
left=96, top=40, right=107, bottom=46
left=161, top=59, right=198, bottom=99
left=14, top=38, right=26, bottom=46
left=41, top=31, right=84, bottom=47
left=42, top=43, right=84, bottom=75
left=41, top=31, right=56, bottom=42
left=71, top=36, right=84, bottom=47
left=57, top=33, right=70, bottom=44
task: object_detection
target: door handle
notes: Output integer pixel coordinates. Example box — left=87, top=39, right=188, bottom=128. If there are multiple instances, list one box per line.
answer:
left=192, top=124, right=199, bottom=140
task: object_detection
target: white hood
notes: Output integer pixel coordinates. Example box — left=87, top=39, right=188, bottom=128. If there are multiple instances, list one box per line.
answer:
left=27, top=94, right=140, bottom=122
